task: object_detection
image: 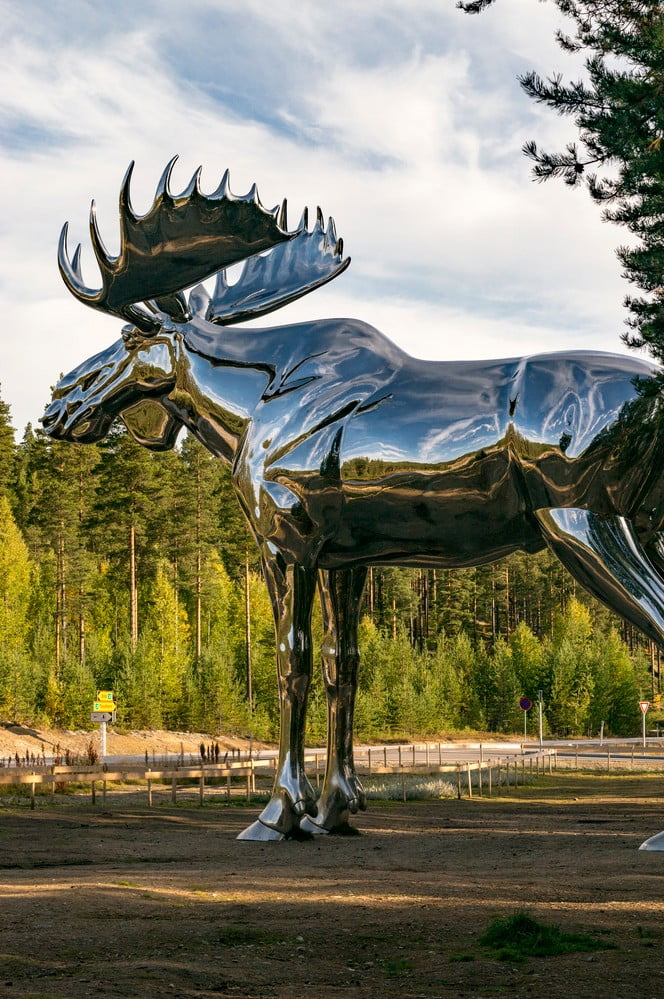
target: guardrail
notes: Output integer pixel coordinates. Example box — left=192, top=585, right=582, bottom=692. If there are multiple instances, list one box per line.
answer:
left=0, top=745, right=557, bottom=809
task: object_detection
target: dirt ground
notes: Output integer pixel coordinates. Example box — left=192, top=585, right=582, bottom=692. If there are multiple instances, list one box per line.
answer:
left=0, top=775, right=663, bottom=999
left=0, top=724, right=265, bottom=763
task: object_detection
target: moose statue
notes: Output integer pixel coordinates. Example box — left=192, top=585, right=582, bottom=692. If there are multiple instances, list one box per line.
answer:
left=43, top=159, right=664, bottom=840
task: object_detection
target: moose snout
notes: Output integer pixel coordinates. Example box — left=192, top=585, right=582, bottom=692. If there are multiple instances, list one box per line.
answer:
left=40, top=399, right=65, bottom=434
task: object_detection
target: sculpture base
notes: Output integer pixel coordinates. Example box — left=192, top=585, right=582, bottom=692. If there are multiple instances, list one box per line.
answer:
left=639, top=830, right=664, bottom=851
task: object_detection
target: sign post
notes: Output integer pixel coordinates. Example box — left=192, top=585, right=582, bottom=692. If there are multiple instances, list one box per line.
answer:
left=640, top=700, right=650, bottom=748
left=91, top=691, right=116, bottom=762
left=519, top=697, right=532, bottom=741
left=538, top=690, right=543, bottom=749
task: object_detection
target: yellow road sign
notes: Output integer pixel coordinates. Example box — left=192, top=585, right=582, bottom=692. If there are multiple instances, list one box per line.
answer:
left=94, top=700, right=116, bottom=712
left=97, top=690, right=114, bottom=701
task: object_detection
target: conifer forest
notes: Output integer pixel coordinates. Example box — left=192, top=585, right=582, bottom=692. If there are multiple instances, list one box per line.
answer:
left=0, top=391, right=661, bottom=743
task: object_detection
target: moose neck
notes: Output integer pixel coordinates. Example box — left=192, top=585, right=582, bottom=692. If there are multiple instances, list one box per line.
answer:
left=164, top=323, right=276, bottom=462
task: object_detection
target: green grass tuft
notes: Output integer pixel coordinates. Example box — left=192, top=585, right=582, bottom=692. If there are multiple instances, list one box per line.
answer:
left=479, top=911, right=616, bottom=963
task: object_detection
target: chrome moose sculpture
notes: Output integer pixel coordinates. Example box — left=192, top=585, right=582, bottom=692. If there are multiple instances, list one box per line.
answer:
left=43, top=160, right=664, bottom=840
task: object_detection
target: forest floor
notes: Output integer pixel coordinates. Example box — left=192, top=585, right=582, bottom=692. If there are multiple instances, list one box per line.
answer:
left=0, top=773, right=663, bottom=998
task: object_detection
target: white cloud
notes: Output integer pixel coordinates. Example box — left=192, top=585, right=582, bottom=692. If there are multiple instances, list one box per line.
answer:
left=0, top=0, right=642, bottom=435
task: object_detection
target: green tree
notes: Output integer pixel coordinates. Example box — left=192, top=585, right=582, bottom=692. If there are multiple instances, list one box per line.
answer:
left=483, top=640, right=522, bottom=732
left=545, top=598, right=595, bottom=734
left=460, top=0, right=664, bottom=359
left=0, top=388, right=16, bottom=505
left=0, top=496, right=32, bottom=718
left=89, top=424, right=158, bottom=651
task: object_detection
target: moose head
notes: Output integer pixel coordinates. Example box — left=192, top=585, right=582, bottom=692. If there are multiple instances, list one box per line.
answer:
left=42, top=156, right=348, bottom=451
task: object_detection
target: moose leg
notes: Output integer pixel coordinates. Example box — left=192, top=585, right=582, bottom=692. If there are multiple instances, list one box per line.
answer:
left=535, top=508, right=664, bottom=648
left=237, top=557, right=318, bottom=841
left=301, top=566, right=368, bottom=835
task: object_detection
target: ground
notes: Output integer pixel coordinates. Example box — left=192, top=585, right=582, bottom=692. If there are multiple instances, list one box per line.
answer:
left=1, top=774, right=663, bottom=998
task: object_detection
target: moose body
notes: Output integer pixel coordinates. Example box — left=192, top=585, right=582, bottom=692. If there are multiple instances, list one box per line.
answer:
left=43, top=162, right=664, bottom=839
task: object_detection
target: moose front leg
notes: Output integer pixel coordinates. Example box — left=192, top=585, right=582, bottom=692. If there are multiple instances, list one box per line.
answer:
left=536, top=508, right=664, bottom=647
left=301, top=567, right=368, bottom=835
left=237, top=557, right=318, bottom=841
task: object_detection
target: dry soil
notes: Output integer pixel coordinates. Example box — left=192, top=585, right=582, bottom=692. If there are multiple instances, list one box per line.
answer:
left=0, top=772, right=663, bottom=998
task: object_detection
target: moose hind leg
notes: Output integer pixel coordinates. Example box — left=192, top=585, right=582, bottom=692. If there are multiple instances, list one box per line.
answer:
left=237, top=558, right=318, bottom=841
left=301, top=566, right=368, bottom=836
left=535, top=508, right=664, bottom=648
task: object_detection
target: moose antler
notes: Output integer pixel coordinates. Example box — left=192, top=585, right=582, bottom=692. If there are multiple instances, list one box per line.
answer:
left=189, top=206, right=349, bottom=326
left=58, top=158, right=349, bottom=334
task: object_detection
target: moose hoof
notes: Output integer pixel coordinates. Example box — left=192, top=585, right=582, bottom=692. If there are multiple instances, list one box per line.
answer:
left=237, top=819, right=287, bottom=842
left=292, top=797, right=317, bottom=818
left=237, top=788, right=316, bottom=842
left=300, top=814, right=361, bottom=837
left=299, top=815, right=330, bottom=836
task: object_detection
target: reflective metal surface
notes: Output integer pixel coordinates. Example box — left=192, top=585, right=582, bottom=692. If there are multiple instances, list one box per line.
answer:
left=43, top=161, right=664, bottom=840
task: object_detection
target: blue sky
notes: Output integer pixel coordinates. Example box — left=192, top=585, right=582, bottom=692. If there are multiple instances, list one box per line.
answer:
left=0, top=0, right=642, bottom=435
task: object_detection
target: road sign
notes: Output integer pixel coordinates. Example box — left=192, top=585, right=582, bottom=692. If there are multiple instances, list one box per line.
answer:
left=93, top=700, right=116, bottom=712
left=97, top=689, right=114, bottom=700
left=90, top=711, right=115, bottom=723
left=519, top=697, right=532, bottom=711
left=640, top=701, right=650, bottom=714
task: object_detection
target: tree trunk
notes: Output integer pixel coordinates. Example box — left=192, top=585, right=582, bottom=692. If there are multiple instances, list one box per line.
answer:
left=244, top=549, right=253, bottom=712
left=129, top=523, right=138, bottom=652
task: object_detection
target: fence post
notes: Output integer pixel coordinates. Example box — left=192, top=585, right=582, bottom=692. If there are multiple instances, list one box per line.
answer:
left=438, top=742, right=442, bottom=765
left=412, top=744, right=416, bottom=767
left=91, top=780, right=96, bottom=805
left=488, top=763, right=492, bottom=798
left=367, top=748, right=372, bottom=775
left=398, top=745, right=402, bottom=767
left=477, top=763, right=483, bottom=797
left=147, top=779, right=152, bottom=807
left=607, top=751, right=611, bottom=772
left=199, top=774, right=205, bottom=805
left=456, top=765, right=462, bottom=800
left=384, top=746, right=388, bottom=766
left=466, top=762, right=473, bottom=798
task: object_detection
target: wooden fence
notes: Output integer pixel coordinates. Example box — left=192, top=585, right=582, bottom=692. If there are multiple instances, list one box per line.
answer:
left=0, top=745, right=557, bottom=809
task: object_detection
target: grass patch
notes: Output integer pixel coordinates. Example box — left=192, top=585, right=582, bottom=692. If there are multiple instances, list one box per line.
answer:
left=382, top=957, right=414, bottom=978
left=480, top=912, right=616, bottom=963
left=364, top=774, right=456, bottom=801
left=216, top=925, right=273, bottom=947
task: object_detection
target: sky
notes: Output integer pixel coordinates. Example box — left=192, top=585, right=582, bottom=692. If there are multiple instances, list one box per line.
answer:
left=0, top=0, right=646, bottom=436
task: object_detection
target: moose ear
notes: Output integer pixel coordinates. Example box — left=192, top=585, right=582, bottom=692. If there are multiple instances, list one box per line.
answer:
left=121, top=400, right=182, bottom=451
